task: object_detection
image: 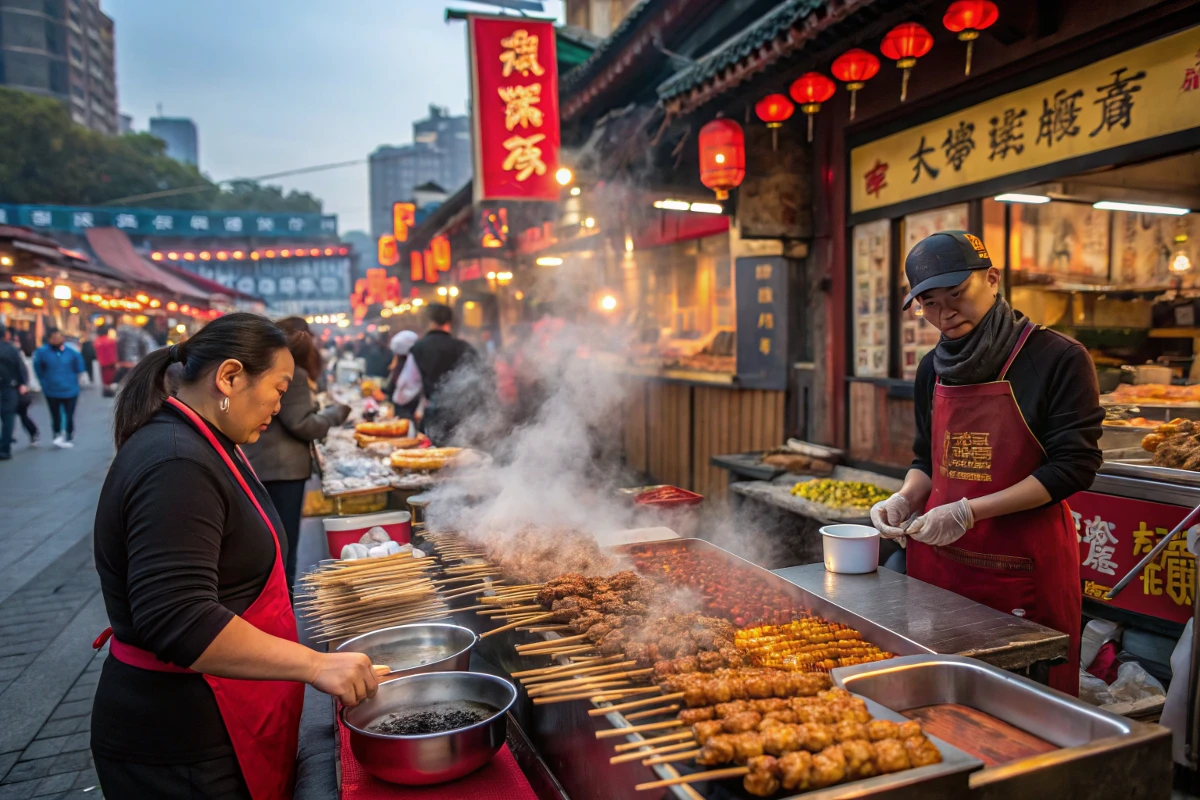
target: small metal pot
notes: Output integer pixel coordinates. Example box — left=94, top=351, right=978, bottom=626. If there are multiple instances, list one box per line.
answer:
left=341, top=672, right=517, bottom=785
left=336, top=623, right=477, bottom=681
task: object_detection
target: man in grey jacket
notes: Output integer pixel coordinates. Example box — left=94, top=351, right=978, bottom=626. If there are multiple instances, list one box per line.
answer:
left=242, top=362, right=349, bottom=590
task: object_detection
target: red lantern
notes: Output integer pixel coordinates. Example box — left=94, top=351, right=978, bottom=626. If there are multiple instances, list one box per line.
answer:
left=880, top=22, right=934, bottom=102
left=788, top=72, right=836, bottom=142
left=943, top=0, right=998, bottom=75
left=697, top=118, right=745, bottom=200
left=754, top=93, right=795, bottom=150
left=831, top=48, right=880, bottom=121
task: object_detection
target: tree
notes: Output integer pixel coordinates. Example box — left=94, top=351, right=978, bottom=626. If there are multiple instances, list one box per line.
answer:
left=0, top=89, right=322, bottom=213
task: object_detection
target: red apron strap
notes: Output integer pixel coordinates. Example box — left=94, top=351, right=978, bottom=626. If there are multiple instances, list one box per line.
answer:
left=997, top=321, right=1037, bottom=381
left=165, top=397, right=280, bottom=545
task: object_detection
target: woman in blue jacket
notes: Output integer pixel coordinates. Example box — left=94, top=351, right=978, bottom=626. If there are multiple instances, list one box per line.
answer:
left=33, top=329, right=85, bottom=448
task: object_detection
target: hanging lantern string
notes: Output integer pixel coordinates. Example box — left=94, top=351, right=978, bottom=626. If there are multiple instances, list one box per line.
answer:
left=880, top=22, right=933, bottom=102
left=831, top=48, right=880, bottom=121
left=789, top=72, right=835, bottom=143
left=943, top=0, right=998, bottom=76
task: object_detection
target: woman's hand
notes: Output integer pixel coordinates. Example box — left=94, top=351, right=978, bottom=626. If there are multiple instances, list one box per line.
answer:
left=870, top=494, right=912, bottom=541
left=308, top=651, right=383, bottom=707
left=907, top=498, right=974, bottom=547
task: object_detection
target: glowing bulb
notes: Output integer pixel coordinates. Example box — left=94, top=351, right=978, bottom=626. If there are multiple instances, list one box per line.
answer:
left=449, top=287, right=459, bottom=297
left=555, top=167, right=573, bottom=186
left=151, top=252, right=164, bottom=261
left=31, top=296, right=44, bottom=306
left=514, top=291, right=524, bottom=300
left=69, top=306, right=79, bottom=314
left=176, top=324, right=186, bottom=333
left=715, top=153, right=726, bottom=164
left=600, top=294, right=618, bottom=311
left=1172, top=252, right=1192, bottom=273
left=135, top=293, right=149, bottom=304
left=412, top=299, right=424, bottom=307
left=584, top=217, right=595, bottom=228
left=199, top=252, right=211, bottom=260
left=167, top=252, right=179, bottom=260
left=570, top=187, right=581, bottom=196
left=183, top=252, right=195, bottom=261
left=149, top=299, right=161, bottom=308
left=438, top=287, right=448, bottom=296
left=487, top=271, right=497, bottom=280
left=14, top=291, right=26, bottom=300
left=52, top=285, right=72, bottom=300
left=232, top=251, right=245, bottom=260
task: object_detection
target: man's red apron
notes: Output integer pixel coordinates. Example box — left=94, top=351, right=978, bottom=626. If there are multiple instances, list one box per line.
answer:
left=94, top=397, right=305, bottom=799
left=908, top=322, right=1082, bottom=696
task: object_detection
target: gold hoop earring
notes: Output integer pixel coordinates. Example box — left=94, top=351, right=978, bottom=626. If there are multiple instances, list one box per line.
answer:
left=220, top=397, right=230, bottom=413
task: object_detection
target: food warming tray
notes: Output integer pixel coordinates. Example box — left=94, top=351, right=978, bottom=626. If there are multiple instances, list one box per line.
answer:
left=832, top=655, right=1172, bottom=800
left=1099, top=458, right=1200, bottom=489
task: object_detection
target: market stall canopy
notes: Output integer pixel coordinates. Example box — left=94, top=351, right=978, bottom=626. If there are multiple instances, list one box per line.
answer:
left=84, top=227, right=209, bottom=302
left=0, top=224, right=125, bottom=283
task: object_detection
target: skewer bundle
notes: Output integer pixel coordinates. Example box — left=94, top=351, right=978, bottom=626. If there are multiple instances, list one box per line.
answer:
left=297, top=552, right=453, bottom=642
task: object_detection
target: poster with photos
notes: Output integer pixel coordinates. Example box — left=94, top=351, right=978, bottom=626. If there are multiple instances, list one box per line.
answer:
left=1110, top=211, right=1199, bottom=288
left=901, top=204, right=969, bottom=380
left=853, top=220, right=891, bottom=377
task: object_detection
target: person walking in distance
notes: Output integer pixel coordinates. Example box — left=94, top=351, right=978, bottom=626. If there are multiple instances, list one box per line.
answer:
left=393, top=303, right=482, bottom=445
left=0, top=322, right=29, bottom=460
left=33, top=328, right=85, bottom=448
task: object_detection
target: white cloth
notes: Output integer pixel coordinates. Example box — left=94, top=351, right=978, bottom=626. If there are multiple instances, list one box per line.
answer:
left=393, top=357, right=423, bottom=406
left=1162, top=524, right=1200, bottom=765
left=22, top=353, right=39, bottom=393
left=390, top=330, right=419, bottom=356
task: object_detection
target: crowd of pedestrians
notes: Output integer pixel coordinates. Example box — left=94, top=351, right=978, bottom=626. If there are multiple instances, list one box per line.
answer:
left=0, top=322, right=90, bottom=458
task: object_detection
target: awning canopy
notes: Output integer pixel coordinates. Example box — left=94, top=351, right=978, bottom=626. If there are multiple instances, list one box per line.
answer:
left=85, top=227, right=209, bottom=302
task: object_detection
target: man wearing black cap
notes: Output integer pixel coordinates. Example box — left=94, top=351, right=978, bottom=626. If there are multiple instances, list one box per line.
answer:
left=869, top=230, right=1102, bottom=697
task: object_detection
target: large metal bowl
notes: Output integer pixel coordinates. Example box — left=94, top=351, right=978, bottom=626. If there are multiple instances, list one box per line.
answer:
left=341, top=671, right=517, bottom=785
left=335, top=623, right=477, bottom=681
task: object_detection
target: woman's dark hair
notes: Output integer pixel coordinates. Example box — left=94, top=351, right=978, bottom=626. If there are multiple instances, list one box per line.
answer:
left=287, top=329, right=323, bottom=379
left=113, top=312, right=288, bottom=448
left=276, top=316, right=311, bottom=336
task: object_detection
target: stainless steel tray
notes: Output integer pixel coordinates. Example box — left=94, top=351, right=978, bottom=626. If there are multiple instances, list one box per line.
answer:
left=609, top=539, right=933, bottom=660
left=832, top=655, right=1172, bottom=799
left=1100, top=458, right=1200, bottom=489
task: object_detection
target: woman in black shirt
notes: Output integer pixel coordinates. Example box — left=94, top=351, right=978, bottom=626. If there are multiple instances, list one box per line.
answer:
left=92, top=313, right=382, bottom=799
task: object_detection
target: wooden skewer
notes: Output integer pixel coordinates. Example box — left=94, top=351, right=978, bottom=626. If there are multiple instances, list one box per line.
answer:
left=642, top=749, right=702, bottom=766
left=588, top=692, right=683, bottom=716
left=590, top=687, right=662, bottom=702
left=440, top=583, right=499, bottom=601
left=480, top=612, right=554, bottom=638
left=624, top=704, right=680, bottom=722
left=478, top=604, right=542, bottom=615
left=525, top=675, right=631, bottom=695
left=524, top=644, right=593, bottom=658
left=528, top=681, right=631, bottom=699
left=613, top=731, right=694, bottom=753
left=634, top=767, right=748, bottom=791
left=595, top=720, right=682, bottom=739
left=611, top=742, right=697, bottom=765
left=516, top=633, right=587, bottom=651
left=520, top=660, right=636, bottom=684
left=518, top=625, right=571, bottom=633
left=432, top=574, right=501, bottom=585
left=510, top=655, right=624, bottom=679
left=533, top=690, right=617, bottom=705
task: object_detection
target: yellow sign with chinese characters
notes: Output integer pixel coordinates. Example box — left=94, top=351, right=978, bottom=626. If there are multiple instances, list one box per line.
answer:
left=850, top=25, right=1200, bottom=213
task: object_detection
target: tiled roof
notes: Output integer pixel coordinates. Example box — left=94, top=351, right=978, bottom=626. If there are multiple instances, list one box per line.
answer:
left=560, top=0, right=658, bottom=96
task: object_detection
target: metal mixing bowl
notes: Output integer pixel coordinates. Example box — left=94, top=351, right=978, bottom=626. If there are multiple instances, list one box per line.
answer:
left=336, top=623, right=477, bottom=681
left=341, top=672, right=517, bottom=785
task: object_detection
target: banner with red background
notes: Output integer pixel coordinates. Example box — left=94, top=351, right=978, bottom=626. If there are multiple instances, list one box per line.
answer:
left=468, top=16, right=560, bottom=202
left=1071, top=490, right=1196, bottom=624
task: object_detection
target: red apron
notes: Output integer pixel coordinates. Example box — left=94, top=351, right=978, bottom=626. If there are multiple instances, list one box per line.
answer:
left=94, top=396, right=305, bottom=799
left=907, top=322, right=1082, bottom=696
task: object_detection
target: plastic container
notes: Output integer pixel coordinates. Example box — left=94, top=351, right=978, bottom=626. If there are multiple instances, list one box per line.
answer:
left=322, top=510, right=412, bottom=559
left=819, top=524, right=880, bottom=574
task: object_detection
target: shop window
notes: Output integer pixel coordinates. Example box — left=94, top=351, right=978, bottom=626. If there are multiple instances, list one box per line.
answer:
left=899, top=204, right=969, bottom=380
left=852, top=220, right=890, bottom=378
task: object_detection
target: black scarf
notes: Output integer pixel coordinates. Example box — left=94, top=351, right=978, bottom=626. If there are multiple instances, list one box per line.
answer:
left=933, top=296, right=1028, bottom=385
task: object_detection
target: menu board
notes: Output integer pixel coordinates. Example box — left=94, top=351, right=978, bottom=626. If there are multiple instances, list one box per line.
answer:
left=852, top=220, right=891, bottom=377
left=1111, top=211, right=1200, bottom=288
left=900, top=205, right=968, bottom=380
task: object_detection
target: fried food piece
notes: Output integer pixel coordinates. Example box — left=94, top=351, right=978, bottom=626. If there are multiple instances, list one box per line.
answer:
left=763, top=724, right=804, bottom=756
left=898, top=720, right=923, bottom=739
left=679, top=707, right=715, bottom=725
left=724, top=711, right=763, bottom=734
left=834, top=720, right=868, bottom=743
left=871, top=738, right=911, bottom=773
left=697, top=735, right=735, bottom=766
left=867, top=719, right=901, bottom=741
left=744, top=755, right=781, bottom=798
left=904, top=735, right=942, bottom=767
left=794, top=703, right=838, bottom=725
left=842, top=738, right=879, bottom=779
left=801, top=723, right=835, bottom=753
left=810, top=745, right=847, bottom=789
left=759, top=710, right=798, bottom=730
left=745, top=674, right=774, bottom=699
left=692, top=720, right=725, bottom=746
left=778, top=750, right=813, bottom=791
left=684, top=685, right=709, bottom=708
left=733, top=732, right=766, bottom=761
left=715, top=700, right=750, bottom=718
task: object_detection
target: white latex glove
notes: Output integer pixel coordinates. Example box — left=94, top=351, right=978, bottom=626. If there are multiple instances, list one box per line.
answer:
left=870, top=493, right=913, bottom=544
left=906, top=498, right=974, bottom=548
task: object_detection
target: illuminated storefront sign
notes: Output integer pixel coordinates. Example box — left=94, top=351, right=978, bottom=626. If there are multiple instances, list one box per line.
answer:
left=468, top=16, right=561, bottom=202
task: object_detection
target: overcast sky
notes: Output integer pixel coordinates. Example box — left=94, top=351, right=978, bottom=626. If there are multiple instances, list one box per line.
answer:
left=106, top=0, right=564, bottom=234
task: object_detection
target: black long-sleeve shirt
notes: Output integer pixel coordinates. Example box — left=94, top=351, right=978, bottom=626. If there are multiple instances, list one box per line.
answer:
left=913, top=326, right=1103, bottom=503
left=0, top=339, right=25, bottom=389
left=92, top=404, right=285, bottom=763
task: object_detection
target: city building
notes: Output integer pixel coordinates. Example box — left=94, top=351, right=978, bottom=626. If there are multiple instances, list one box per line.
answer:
left=119, top=112, right=132, bottom=134
left=0, top=0, right=118, bottom=134
left=368, top=105, right=472, bottom=238
left=149, top=116, right=199, bottom=166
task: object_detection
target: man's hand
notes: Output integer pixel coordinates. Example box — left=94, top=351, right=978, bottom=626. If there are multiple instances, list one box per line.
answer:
left=17, top=386, right=27, bottom=396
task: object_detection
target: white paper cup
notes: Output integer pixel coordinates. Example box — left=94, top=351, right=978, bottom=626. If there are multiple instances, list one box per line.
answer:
left=819, top=524, right=880, bottom=574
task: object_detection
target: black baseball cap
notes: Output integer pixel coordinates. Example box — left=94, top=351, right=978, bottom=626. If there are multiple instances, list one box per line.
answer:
left=901, top=231, right=993, bottom=310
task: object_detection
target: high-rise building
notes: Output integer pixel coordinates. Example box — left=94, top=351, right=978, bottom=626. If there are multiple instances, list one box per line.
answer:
left=368, top=105, right=472, bottom=238
left=150, top=116, right=199, bottom=166
left=0, top=0, right=118, bottom=134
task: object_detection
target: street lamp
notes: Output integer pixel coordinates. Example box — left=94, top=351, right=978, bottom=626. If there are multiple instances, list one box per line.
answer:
left=555, top=167, right=573, bottom=186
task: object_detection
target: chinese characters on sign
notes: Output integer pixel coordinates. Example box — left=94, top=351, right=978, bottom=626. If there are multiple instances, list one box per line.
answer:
left=469, top=16, right=561, bottom=202
left=392, top=202, right=415, bottom=243
left=735, top=257, right=788, bottom=390
left=1071, top=491, right=1197, bottom=624
left=851, top=25, right=1200, bottom=213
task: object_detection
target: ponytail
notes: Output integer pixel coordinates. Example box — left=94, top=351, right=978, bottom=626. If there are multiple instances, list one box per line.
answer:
left=112, top=312, right=288, bottom=448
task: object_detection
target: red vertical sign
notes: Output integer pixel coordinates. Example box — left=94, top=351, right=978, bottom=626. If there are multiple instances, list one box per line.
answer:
left=468, top=16, right=560, bottom=202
